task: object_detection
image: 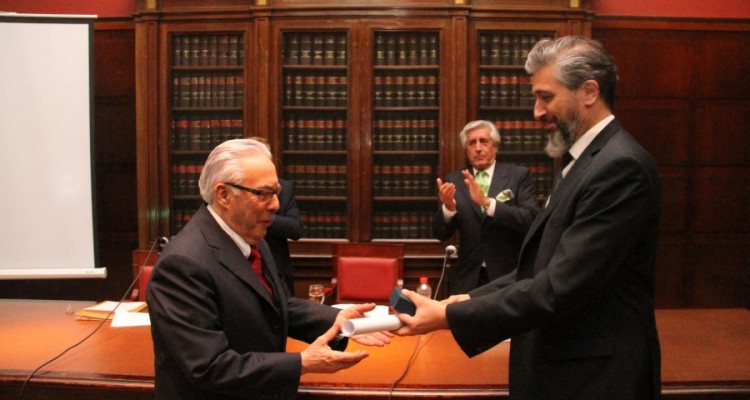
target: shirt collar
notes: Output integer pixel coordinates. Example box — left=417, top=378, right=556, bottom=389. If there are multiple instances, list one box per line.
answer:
left=474, top=160, right=496, bottom=179
left=207, top=204, right=252, bottom=258
left=568, top=115, right=615, bottom=161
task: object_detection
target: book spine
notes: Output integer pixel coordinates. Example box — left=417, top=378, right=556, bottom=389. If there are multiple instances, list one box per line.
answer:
left=312, top=34, right=324, bottom=65
left=299, top=35, right=312, bottom=65
left=323, top=34, right=336, bottom=66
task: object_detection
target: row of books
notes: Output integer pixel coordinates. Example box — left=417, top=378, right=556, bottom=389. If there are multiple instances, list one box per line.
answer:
left=300, top=210, right=436, bottom=240
left=172, top=72, right=244, bottom=109
left=283, top=117, right=348, bottom=151
left=283, top=165, right=348, bottom=197
left=373, top=32, right=440, bottom=66
left=172, top=204, right=199, bottom=233
left=491, top=116, right=548, bottom=152
left=478, top=32, right=549, bottom=66
left=283, top=33, right=348, bottom=66
left=172, top=34, right=244, bottom=67
left=171, top=117, right=244, bottom=151
left=372, top=211, right=434, bottom=239
left=283, top=72, right=348, bottom=107
left=373, top=133, right=438, bottom=152
left=373, top=164, right=437, bottom=197
left=172, top=202, right=435, bottom=240
left=373, top=117, right=438, bottom=151
left=373, top=72, right=439, bottom=107
left=300, top=210, right=347, bottom=239
left=478, top=71, right=534, bottom=108
left=519, top=161, right=554, bottom=198
left=172, top=207, right=438, bottom=240
left=171, top=162, right=204, bottom=196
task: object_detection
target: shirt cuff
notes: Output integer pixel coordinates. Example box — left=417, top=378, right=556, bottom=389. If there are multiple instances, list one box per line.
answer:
left=483, top=198, right=496, bottom=216
left=442, top=204, right=458, bottom=221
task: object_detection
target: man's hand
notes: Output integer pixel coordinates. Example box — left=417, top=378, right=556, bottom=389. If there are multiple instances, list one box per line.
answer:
left=334, top=303, right=377, bottom=327
left=461, top=170, right=488, bottom=207
left=393, top=289, right=449, bottom=336
left=351, top=331, right=394, bottom=346
left=335, top=303, right=393, bottom=346
left=300, top=325, right=369, bottom=374
left=441, top=294, right=470, bottom=305
left=436, top=178, right=457, bottom=212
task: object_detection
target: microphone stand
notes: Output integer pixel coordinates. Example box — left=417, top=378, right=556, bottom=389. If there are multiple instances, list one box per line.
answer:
left=433, top=245, right=455, bottom=300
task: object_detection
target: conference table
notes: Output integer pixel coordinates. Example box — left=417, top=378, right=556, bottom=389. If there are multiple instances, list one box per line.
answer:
left=0, top=299, right=748, bottom=400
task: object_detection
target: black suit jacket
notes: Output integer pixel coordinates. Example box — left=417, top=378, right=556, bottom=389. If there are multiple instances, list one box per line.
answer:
left=264, top=178, right=303, bottom=293
left=433, top=162, right=539, bottom=294
left=146, top=205, right=343, bottom=400
left=447, top=120, right=662, bottom=399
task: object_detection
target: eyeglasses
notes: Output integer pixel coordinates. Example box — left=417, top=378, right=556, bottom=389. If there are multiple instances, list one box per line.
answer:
left=225, top=182, right=281, bottom=203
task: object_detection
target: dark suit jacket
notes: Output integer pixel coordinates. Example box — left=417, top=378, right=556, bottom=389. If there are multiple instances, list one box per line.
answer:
left=432, top=162, right=539, bottom=294
left=446, top=120, right=662, bottom=399
left=264, top=178, right=303, bottom=293
left=146, top=205, right=343, bottom=400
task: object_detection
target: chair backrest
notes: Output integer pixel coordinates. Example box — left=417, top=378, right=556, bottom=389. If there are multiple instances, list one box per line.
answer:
left=138, top=265, right=154, bottom=302
left=332, top=243, right=404, bottom=304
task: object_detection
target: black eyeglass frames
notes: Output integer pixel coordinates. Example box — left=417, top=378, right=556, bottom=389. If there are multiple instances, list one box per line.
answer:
left=225, top=182, right=281, bottom=202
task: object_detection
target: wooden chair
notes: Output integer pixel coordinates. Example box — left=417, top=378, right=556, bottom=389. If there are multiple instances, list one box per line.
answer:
left=130, top=265, right=154, bottom=302
left=327, top=243, right=405, bottom=304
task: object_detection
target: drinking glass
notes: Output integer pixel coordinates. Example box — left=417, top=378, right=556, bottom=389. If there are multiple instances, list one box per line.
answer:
left=308, top=284, right=325, bottom=304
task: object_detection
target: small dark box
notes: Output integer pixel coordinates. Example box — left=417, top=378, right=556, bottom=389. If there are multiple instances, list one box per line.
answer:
left=390, top=287, right=416, bottom=316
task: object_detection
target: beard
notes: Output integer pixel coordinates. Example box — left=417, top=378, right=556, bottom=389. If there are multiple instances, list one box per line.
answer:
left=544, top=108, right=580, bottom=159
left=545, top=128, right=571, bottom=158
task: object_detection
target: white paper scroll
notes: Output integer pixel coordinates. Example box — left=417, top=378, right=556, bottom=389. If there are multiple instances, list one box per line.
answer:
left=341, top=315, right=403, bottom=337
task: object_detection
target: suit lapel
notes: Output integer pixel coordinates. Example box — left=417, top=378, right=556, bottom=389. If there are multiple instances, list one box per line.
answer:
left=462, top=163, right=509, bottom=218
left=487, top=163, right=510, bottom=200
left=195, top=206, right=281, bottom=311
left=520, top=120, right=623, bottom=252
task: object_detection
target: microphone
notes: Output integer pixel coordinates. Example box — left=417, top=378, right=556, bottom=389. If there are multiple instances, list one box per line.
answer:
left=433, top=245, right=457, bottom=299
left=18, top=233, right=170, bottom=398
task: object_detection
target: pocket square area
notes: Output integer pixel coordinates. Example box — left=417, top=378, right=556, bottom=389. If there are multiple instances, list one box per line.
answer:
left=495, top=189, right=515, bottom=202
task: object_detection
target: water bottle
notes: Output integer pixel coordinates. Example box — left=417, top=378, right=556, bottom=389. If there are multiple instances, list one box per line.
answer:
left=416, top=276, right=432, bottom=298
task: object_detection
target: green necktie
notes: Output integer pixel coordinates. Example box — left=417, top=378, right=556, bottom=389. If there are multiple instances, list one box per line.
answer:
left=476, top=169, right=490, bottom=196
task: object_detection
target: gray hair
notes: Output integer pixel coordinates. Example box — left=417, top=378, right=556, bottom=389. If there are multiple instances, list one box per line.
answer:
left=458, top=120, right=501, bottom=148
left=198, top=138, right=273, bottom=204
left=525, top=35, right=618, bottom=110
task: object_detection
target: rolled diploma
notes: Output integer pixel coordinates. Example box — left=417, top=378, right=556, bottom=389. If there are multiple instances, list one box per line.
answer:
left=341, top=315, right=403, bottom=337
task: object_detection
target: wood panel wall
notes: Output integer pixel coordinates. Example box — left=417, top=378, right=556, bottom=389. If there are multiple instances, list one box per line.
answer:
left=0, top=16, right=747, bottom=308
left=592, top=17, right=750, bottom=308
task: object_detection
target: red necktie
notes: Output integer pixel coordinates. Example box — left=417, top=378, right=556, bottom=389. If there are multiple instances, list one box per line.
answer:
left=250, top=247, right=273, bottom=295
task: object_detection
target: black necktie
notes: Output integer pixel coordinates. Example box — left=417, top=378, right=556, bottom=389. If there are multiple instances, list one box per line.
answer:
left=552, top=152, right=574, bottom=192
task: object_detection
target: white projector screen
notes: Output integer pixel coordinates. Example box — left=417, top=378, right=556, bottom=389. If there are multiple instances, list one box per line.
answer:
left=0, top=13, right=105, bottom=279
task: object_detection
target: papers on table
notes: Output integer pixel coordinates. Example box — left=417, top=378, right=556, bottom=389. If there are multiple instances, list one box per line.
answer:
left=111, top=310, right=151, bottom=327
left=75, top=301, right=150, bottom=327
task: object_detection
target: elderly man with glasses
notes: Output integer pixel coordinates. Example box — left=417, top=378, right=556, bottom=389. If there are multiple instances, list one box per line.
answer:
left=147, top=138, right=391, bottom=400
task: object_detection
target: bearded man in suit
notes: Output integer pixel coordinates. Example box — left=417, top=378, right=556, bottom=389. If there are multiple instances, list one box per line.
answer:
left=397, top=36, right=663, bottom=400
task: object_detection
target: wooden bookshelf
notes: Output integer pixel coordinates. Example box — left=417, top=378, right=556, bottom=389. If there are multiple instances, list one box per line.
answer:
left=134, top=1, right=592, bottom=290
